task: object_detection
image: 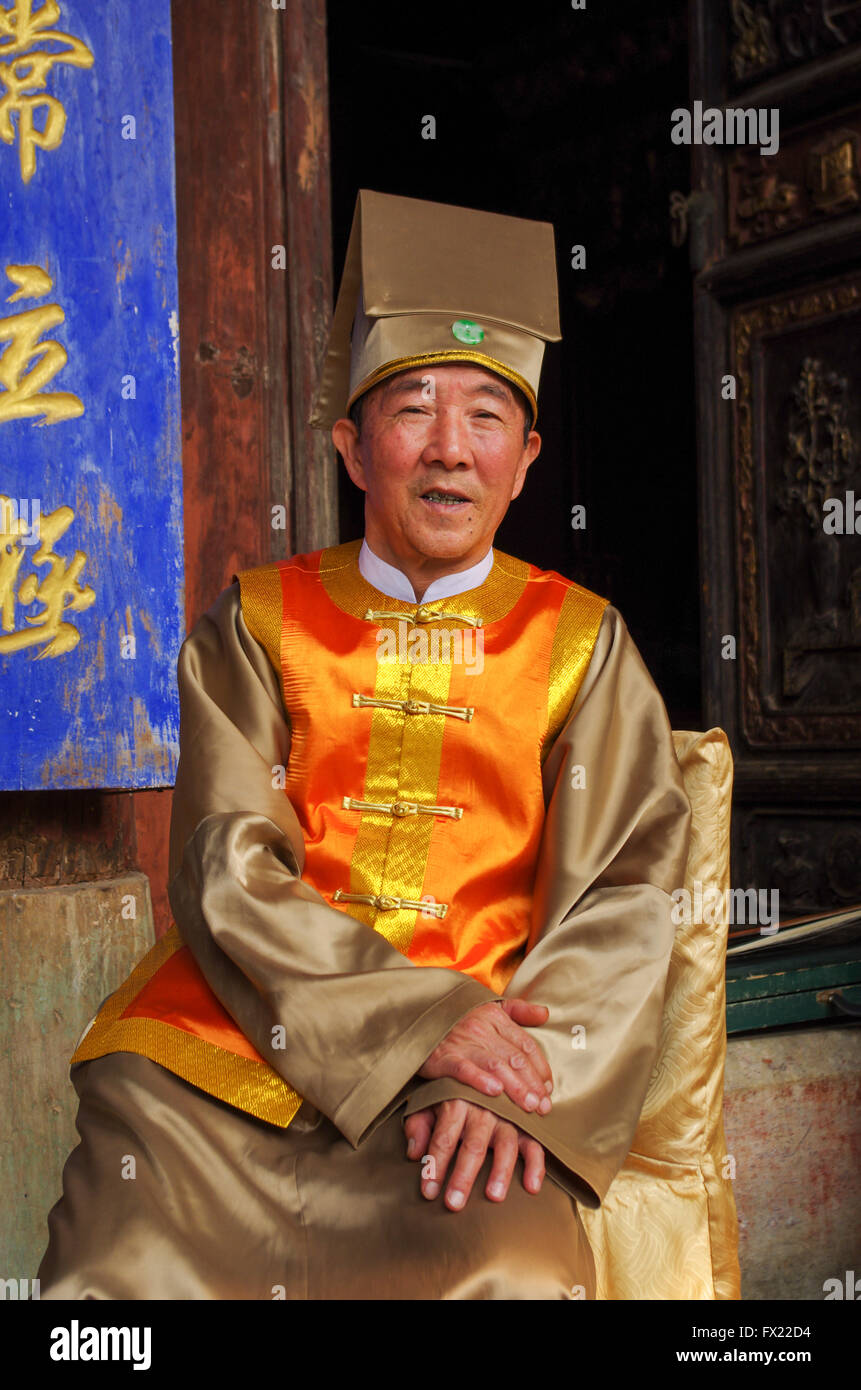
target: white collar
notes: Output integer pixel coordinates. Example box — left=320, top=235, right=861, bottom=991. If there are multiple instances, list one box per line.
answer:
left=358, top=538, right=494, bottom=603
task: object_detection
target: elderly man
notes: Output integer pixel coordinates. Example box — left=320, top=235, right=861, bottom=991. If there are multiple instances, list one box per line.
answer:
left=39, top=191, right=690, bottom=1300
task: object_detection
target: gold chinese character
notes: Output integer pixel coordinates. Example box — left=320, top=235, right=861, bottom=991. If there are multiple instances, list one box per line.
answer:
left=0, top=493, right=95, bottom=656
left=0, top=263, right=83, bottom=425
left=0, top=0, right=94, bottom=183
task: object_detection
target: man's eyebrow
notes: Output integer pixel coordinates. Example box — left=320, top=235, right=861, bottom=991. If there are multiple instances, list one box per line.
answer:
left=464, top=381, right=513, bottom=405
left=383, top=377, right=431, bottom=399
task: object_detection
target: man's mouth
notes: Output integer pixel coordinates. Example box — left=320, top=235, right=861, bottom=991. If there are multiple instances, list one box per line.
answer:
left=420, top=489, right=472, bottom=507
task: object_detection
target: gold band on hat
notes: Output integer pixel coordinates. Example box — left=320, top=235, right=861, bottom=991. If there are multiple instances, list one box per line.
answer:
left=346, top=351, right=538, bottom=425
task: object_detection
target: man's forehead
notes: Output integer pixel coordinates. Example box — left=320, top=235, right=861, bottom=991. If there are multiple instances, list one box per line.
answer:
left=380, top=368, right=516, bottom=405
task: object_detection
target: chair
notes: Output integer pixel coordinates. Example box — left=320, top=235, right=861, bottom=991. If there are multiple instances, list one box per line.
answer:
left=580, top=728, right=741, bottom=1299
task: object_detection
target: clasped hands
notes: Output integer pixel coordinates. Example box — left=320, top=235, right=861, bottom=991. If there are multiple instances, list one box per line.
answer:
left=405, top=998, right=552, bottom=1214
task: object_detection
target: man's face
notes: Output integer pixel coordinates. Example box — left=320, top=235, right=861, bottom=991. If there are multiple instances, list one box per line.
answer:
left=331, top=364, right=541, bottom=577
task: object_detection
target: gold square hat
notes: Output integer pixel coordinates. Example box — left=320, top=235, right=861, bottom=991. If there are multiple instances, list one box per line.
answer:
left=309, top=189, right=561, bottom=430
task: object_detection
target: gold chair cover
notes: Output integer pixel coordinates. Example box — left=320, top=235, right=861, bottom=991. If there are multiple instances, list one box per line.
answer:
left=580, top=728, right=741, bottom=1300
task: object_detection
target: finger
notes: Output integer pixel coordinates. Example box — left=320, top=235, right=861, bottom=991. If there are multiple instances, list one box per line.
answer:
left=502, top=998, right=550, bottom=1028
left=429, top=1038, right=551, bottom=1115
left=496, top=1005, right=555, bottom=1094
left=423, top=1100, right=469, bottom=1200
left=492, top=1005, right=554, bottom=1086
left=422, top=1052, right=506, bottom=1100
left=480, top=1051, right=553, bottom=1116
left=404, top=1110, right=433, bottom=1160
left=419, top=1012, right=552, bottom=1109
left=484, top=1121, right=520, bottom=1203
left=443, top=1108, right=496, bottom=1212
left=519, top=1135, right=546, bottom=1195
left=430, top=1038, right=551, bottom=1114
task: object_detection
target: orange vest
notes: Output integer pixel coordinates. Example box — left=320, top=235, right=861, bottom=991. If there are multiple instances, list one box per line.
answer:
left=73, top=542, right=606, bottom=1127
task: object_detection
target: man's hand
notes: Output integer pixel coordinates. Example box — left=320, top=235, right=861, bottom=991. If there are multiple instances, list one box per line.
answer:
left=405, top=1099, right=546, bottom=1211
left=417, top=998, right=553, bottom=1114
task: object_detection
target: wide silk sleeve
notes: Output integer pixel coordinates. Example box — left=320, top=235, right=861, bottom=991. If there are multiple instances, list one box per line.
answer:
left=403, top=606, right=692, bottom=1208
left=167, top=583, right=495, bottom=1146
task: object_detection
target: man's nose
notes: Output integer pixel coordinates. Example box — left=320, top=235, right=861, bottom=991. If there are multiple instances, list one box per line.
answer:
left=420, top=410, right=473, bottom=467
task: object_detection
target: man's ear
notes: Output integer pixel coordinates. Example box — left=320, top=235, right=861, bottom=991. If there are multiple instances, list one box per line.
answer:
left=332, top=417, right=367, bottom=491
left=510, top=431, right=542, bottom=501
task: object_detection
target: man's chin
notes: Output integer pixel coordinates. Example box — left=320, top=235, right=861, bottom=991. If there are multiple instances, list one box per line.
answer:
left=408, top=529, right=480, bottom=564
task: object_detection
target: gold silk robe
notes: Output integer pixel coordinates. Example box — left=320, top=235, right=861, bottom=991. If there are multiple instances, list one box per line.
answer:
left=39, top=541, right=691, bottom=1300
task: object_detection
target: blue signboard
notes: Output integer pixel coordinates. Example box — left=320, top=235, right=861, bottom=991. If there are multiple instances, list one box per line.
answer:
left=0, top=0, right=183, bottom=788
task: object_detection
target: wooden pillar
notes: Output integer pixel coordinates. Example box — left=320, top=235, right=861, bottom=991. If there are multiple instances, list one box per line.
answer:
left=171, top=0, right=335, bottom=631
left=282, top=0, right=338, bottom=553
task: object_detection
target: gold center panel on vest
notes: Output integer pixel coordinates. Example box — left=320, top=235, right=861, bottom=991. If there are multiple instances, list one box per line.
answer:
left=349, top=643, right=452, bottom=954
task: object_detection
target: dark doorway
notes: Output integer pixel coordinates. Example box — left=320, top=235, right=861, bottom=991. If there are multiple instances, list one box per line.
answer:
left=327, top=0, right=700, bottom=726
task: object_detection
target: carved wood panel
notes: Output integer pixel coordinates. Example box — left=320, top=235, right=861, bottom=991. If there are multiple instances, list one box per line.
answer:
left=736, top=806, right=861, bottom=913
left=729, top=0, right=861, bottom=89
left=732, top=274, right=861, bottom=746
left=728, top=108, right=861, bottom=248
